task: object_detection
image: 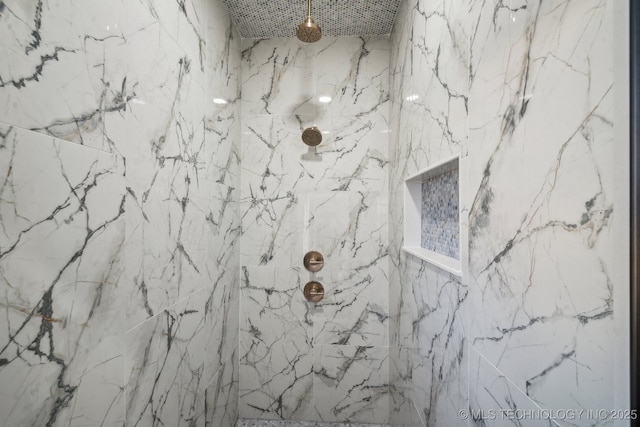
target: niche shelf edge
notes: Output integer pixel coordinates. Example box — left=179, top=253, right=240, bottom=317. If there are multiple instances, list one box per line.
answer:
left=401, top=246, right=462, bottom=277
left=403, top=153, right=462, bottom=278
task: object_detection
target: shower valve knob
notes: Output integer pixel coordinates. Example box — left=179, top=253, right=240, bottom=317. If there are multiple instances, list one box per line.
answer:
left=303, top=251, right=324, bottom=272
left=303, top=281, right=324, bottom=303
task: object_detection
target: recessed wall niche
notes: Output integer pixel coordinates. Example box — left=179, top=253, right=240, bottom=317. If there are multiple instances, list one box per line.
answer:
left=403, top=154, right=461, bottom=276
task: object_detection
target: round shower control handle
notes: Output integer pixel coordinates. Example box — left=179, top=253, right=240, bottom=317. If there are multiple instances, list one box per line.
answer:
left=301, top=126, right=322, bottom=146
left=303, top=281, right=324, bottom=303
left=303, top=251, right=324, bottom=272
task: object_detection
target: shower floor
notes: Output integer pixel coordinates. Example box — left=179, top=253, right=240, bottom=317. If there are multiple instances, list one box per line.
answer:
left=236, top=419, right=390, bottom=427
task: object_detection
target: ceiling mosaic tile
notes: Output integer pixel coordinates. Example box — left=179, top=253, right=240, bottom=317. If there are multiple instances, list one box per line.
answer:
left=221, top=0, right=402, bottom=38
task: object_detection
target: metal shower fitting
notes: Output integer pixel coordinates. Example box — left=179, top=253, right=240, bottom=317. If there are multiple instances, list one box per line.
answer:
left=296, top=0, right=322, bottom=43
left=301, top=126, right=322, bottom=146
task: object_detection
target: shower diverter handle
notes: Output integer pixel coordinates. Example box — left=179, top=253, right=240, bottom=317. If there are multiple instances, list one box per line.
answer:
left=303, top=281, right=324, bottom=303
left=303, top=251, right=324, bottom=272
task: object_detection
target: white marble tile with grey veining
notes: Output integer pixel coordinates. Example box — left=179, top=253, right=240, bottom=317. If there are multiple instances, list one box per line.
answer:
left=241, top=36, right=389, bottom=120
left=239, top=266, right=315, bottom=421
left=207, top=350, right=239, bottom=427
left=388, top=347, right=423, bottom=427
left=131, top=0, right=207, bottom=72
left=205, top=0, right=241, bottom=186
left=302, top=191, right=388, bottom=267
left=468, top=1, right=615, bottom=422
left=312, top=267, right=389, bottom=348
left=125, top=290, right=210, bottom=426
left=203, top=181, right=241, bottom=386
left=0, top=0, right=130, bottom=150
left=0, top=1, right=242, bottom=426
left=469, top=347, right=558, bottom=427
left=0, top=124, right=127, bottom=426
left=388, top=1, right=472, bottom=425
left=240, top=32, right=390, bottom=425
left=240, top=116, right=389, bottom=268
left=313, top=345, right=389, bottom=423
left=241, top=111, right=388, bottom=195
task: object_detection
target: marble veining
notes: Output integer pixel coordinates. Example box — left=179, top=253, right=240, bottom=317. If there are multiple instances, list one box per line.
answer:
left=389, top=0, right=619, bottom=426
left=0, top=0, right=241, bottom=425
left=0, top=0, right=623, bottom=426
left=240, top=35, right=390, bottom=424
left=0, top=123, right=127, bottom=426
left=467, top=1, right=616, bottom=422
left=388, top=1, right=471, bottom=425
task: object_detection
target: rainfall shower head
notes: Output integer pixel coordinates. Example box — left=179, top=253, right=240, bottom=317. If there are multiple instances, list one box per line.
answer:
left=296, top=0, right=321, bottom=43
left=297, top=17, right=321, bottom=43
left=301, top=126, right=322, bottom=146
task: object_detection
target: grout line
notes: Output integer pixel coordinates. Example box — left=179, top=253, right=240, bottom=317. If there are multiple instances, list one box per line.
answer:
left=470, top=346, right=561, bottom=427
left=410, top=398, right=426, bottom=427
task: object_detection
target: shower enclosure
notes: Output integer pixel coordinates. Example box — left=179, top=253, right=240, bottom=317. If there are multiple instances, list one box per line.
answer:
left=0, top=0, right=632, bottom=426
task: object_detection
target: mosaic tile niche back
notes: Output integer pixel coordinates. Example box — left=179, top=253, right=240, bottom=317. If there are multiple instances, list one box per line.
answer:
left=420, top=168, right=460, bottom=259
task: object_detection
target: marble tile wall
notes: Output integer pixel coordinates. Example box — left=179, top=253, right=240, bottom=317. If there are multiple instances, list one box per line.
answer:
left=0, top=0, right=241, bottom=425
left=239, top=36, right=390, bottom=424
left=468, top=1, right=617, bottom=424
left=388, top=1, right=471, bottom=426
left=389, top=1, right=621, bottom=427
